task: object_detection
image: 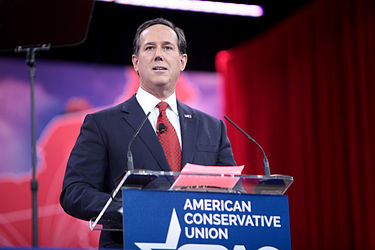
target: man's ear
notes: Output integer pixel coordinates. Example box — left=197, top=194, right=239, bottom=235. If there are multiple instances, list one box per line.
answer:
left=180, top=54, right=188, bottom=71
left=132, top=54, right=139, bottom=72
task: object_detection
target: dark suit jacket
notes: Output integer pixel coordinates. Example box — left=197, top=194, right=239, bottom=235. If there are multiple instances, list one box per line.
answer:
left=60, top=95, right=236, bottom=248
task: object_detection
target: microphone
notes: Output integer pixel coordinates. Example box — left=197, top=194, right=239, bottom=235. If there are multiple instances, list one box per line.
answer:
left=157, top=123, right=166, bottom=134
left=90, top=111, right=152, bottom=231
left=127, top=112, right=151, bottom=170
left=224, top=116, right=271, bottom=176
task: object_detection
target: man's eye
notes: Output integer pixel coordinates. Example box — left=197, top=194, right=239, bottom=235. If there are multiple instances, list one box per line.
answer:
left=145, top=46, right=154, bottom=51
left=164, top=46, right=173, bottom=50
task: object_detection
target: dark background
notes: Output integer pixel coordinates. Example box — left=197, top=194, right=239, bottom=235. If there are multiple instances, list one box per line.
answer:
left=1, top=0, right=313, bottom=71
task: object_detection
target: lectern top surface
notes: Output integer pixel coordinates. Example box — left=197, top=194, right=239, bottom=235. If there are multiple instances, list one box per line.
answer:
left=121, top=169, right=293, bottom=195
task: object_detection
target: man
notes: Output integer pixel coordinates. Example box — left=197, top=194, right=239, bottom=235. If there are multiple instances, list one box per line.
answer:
left=60, top=18, right=236, bottom=248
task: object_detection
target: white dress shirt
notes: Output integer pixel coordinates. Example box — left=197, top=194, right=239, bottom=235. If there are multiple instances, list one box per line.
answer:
left=136, top=87, right=182, bottom=148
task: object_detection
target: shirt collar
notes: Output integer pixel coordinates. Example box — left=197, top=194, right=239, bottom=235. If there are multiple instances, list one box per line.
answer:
left=136, top=87, right=179, bottom=115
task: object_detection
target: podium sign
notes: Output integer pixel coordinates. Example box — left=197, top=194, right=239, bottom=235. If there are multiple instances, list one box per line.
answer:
left=123, top=189, right=291, bottom=250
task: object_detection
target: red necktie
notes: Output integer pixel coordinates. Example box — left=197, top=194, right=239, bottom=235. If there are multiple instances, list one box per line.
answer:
left=157, top=101, right=181, bottom=172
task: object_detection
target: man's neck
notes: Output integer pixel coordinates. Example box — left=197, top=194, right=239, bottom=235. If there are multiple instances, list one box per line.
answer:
left=136, top=87, right=178, bottom=116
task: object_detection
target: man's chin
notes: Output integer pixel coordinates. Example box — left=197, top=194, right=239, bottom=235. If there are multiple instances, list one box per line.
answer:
left=151, top=78, right=172, bottom=87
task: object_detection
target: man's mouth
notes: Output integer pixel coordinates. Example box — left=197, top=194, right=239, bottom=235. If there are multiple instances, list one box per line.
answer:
left=152, top=66, right=168, bottom=71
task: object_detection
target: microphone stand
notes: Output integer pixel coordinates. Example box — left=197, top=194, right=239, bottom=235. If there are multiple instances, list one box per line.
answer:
left=90, top=112, right=151, bottom=230
left=15, top=44, right=51, bottom=247
left=224, top=116, right=271, bottom=176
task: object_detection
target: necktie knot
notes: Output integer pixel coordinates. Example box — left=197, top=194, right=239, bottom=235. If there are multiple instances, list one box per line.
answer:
left=157, top=101, right=168, bottom=112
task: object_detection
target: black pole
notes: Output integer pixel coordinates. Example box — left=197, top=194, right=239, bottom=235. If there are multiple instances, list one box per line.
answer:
left=15, top=44, right=50, bottom=247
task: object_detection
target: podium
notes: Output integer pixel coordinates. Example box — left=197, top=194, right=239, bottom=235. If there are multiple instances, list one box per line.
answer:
left=117, top=170, right=293, bottom=250
left=90, top=169, right=293, bottom=249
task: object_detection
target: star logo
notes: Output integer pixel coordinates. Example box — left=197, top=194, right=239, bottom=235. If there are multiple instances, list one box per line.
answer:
left=134, top=209, right=181, bottom=250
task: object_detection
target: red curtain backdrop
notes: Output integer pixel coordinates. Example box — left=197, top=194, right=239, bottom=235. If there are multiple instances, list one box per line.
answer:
left=216, top=0, right=375, bottom=249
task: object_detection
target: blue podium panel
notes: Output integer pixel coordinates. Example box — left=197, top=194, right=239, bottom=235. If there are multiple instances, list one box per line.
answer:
left=123, top=189, right=291, bottom=250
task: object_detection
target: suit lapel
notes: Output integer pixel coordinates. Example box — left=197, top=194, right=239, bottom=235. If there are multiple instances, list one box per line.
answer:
left=121, top=95, right=170, bottom=171
left=178, top=101, right=199, bottom=168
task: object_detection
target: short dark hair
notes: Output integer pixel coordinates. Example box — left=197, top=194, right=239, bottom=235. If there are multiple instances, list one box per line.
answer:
left=133, top=18, right=187, bottom=56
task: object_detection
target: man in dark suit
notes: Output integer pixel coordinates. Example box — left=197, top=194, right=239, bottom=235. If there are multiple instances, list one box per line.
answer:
left=60, top=18, right=236, bottom=248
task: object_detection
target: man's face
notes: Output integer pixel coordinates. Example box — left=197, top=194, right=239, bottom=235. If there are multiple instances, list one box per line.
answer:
left=132, top=24, right=187, bottom=97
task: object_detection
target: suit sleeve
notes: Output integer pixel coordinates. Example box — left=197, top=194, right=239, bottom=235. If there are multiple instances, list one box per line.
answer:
left=60, top=114, right=122, bottom=227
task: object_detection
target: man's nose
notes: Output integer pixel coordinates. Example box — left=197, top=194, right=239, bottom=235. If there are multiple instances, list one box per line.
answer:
left=154, top=47, right=163, bottom=61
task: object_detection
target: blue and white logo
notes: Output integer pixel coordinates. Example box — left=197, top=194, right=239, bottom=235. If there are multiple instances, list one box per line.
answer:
left=135, top=209, right=279, bottom=250
left=123, top=190, right=291, bottom=250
